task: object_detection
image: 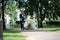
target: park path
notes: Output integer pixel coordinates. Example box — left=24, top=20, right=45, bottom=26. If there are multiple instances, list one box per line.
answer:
left=13, top=28, right=60, bottom=40
left=21, top=31, right=60, bottom=40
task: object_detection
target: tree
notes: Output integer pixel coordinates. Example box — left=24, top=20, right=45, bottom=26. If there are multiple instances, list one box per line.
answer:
left=2, top=0, right=6, bottom=30
left=5, top=0, right=18, bottom=24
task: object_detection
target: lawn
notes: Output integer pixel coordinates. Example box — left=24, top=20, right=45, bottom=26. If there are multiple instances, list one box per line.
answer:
left=3, top=29, right=25, bottom=40
left=37, top=24, right=60, bottom=32
left=38, top=28, right=60, bottom=32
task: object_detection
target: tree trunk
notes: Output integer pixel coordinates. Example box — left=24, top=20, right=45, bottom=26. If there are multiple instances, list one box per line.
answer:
left=36, top=8, right=40, bottom=28
left=0, top=18, right=3, bottom=40
left=2, top=0, right=6, bottom=30
left=39, top=1, right=43, bottom=28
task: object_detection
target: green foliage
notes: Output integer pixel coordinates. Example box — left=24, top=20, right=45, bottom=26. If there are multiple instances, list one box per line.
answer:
left=4, top=0, right=60, bottom=28
left=5, top=1, right=18, bottom=24
left=10, top=23, right=20, bottom=28
left=25, top=0, right=60, bottom=21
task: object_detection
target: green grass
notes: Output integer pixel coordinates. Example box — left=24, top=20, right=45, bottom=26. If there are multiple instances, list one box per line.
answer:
left=38, top=28, right=60, bottom=32
left=37, top=24, right=60, bottom=32
left=3, top=29, right=25, bottom=40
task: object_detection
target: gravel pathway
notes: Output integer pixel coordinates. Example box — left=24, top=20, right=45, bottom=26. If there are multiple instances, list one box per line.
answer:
left=21, top=31, right=60, bottom=40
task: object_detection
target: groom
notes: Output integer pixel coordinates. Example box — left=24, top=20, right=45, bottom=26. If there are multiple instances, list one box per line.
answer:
left=19, top=11, right=25, bottom=30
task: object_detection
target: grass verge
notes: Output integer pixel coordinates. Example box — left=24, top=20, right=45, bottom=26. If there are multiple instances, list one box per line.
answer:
left=3, top=29, right=25, bottom=40
left=38, top=28, right=60, bottom=32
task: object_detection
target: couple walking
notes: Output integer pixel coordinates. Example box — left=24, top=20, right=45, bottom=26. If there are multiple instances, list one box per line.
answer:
left=19, top=11, right=36, bottom=30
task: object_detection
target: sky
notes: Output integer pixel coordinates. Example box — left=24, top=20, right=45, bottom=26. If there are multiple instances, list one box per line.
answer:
left=21, top=0, right=28, bottom=2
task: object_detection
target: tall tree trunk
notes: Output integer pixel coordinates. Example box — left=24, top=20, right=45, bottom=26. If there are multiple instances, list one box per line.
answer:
left=37, top=7, right=41, bottom=28
left=30, top=6, right=33, bottom=16
left=2, top=0, right=6, bottom=30
left=39, top=1, right=43, bottom=28
left=36, top=7, right=39, bottom=28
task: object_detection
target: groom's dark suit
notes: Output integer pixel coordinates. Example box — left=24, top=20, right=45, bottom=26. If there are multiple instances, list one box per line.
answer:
left=19, top=13, right=25, bottom=30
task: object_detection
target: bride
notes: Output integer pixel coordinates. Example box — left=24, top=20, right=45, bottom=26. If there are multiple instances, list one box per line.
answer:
left=24, top=12, right=36, bottom=30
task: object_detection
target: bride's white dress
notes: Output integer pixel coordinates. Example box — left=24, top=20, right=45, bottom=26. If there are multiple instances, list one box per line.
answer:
left=24, top=15, right=36, bottom=30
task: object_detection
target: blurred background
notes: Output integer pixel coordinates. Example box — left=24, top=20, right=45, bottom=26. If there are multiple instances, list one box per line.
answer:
left=0, top=0, right=60, bottom=30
